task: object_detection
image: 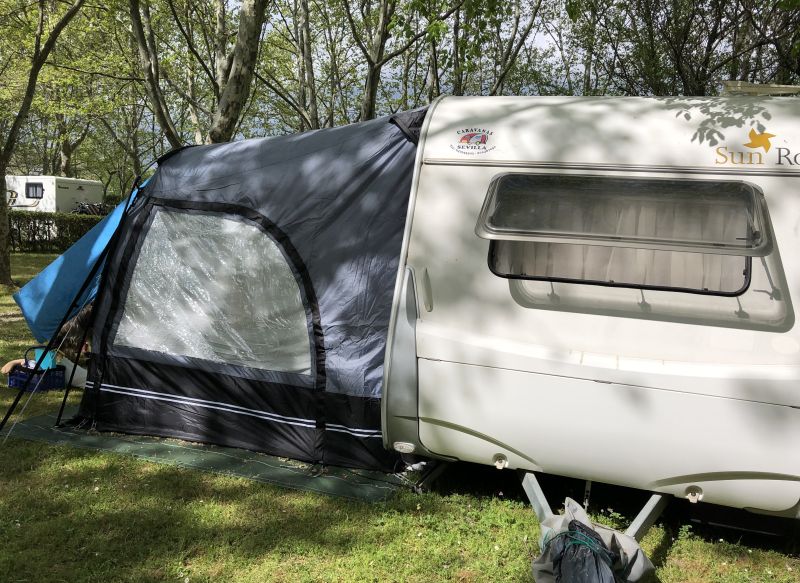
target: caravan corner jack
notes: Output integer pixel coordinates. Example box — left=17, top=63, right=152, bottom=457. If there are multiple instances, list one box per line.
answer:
left=520, top=471, right=669, bottom=543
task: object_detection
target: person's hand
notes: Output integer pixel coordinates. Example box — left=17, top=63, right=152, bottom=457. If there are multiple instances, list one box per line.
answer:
left=1, top=359, right=25, bottom=375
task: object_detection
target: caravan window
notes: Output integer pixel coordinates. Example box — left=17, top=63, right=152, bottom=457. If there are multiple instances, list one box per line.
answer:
left=114, top=209, right=313, bottom=374
left=477, top=174, right=770, bottom=296
left=25, top=182, right=43, bottom=199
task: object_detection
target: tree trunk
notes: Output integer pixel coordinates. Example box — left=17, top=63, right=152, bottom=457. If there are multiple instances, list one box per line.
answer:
left=293, top=1, right=307, bottom=132
left=214, top=0, right=229, bottom=95
left=452, top=7, right=463, bottom=96
left=187, top=66, right=205, bottom=144
left=489, top=0, right=541, bottom=96
left=360, top=65, right=382, bottom=121
left=299, top=0, right=319, bottom=129
left=357, top=0, right=393, bottom=121
left=208, top=0, right=267, bottom=143
left=582, top=2, right=598, bottom=95
left=0, top=0, right=86, bottom=285
left=428, top=38, right=440, bottom=102
left=0, top=167, right=10, bottom=284
left=130, top=0, right=183, bottom=149
left=59, top=140, right=72, bottom=177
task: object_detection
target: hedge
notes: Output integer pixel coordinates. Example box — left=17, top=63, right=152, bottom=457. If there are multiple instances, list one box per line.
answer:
left=9, top=210, right=103, bottom=253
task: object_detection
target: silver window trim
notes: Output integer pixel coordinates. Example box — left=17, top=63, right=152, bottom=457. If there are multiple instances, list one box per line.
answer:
left=475, top=172, right=773, bottom=257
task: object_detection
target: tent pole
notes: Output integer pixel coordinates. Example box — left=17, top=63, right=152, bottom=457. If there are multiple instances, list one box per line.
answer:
left=55, top=316, right=93, bottom=427
left=81, top=176, right=145, bottom=425
left=0, top=178, right=141, bottom=436
left=0, top=250, right=108, bottom=435
left=54, top=175, right=142, bottom=427
left=0, top=389, right=28, bottom=437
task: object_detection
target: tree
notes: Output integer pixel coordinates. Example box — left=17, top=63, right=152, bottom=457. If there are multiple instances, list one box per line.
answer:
left=130, top=0, right=269, bottom=145
left=342, top=0, right=465, bottom=120
left=563, top=0, right=800, bottom=97
left=207, top=0, right=269, bottom=141
left=0, top=0, right=86, bottom=285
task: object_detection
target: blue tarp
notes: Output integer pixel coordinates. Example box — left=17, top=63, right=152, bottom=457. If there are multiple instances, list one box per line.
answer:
left=13, top=189, right=139, bottom=343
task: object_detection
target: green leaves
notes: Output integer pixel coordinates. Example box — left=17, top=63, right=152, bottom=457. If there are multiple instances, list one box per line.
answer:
left=8, top=210, right=103, bottom=253
left=565, top=0, right=581, bottom=22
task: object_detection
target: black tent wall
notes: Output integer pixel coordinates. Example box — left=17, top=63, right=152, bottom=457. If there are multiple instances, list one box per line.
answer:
left=76, top=112, right=423, bottom=470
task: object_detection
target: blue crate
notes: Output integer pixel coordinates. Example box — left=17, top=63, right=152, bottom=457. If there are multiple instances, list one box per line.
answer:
left=7, top=364, right=66, bottom=392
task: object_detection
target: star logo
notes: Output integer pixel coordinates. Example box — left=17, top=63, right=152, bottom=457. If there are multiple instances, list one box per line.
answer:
left=743, top=128, right=776, bottom=153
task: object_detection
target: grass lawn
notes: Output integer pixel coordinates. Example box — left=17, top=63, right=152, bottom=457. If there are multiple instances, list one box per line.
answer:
left=0, top=252, right=798, bottom=582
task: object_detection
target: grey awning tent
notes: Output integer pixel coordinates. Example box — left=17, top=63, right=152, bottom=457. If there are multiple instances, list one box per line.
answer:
left=19, top=111, right=424, bottom=470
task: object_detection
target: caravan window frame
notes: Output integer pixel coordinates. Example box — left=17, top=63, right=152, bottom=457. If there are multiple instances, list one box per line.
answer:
left=477, top=173, right=771, bottom=297
left=476, top=173, right=771, bottom=256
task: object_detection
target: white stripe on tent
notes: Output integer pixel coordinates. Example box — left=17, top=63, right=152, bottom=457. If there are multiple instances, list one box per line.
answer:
left=89, top=382, right=383, bottom=439
left=99, top=387, right=317, bottom=430
left=327, top=423, right=382, bottom=437
left=99, top=382, right=314, bottom=425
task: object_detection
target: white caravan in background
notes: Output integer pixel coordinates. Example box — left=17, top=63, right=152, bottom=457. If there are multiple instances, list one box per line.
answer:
left=382, top=96, right=800, bottom=519
left=5, top=175, right=103, bottom=213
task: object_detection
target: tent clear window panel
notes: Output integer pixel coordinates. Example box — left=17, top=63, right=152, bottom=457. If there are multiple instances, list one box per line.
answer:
left=114, top=209, right=312, bottom=374
left=477, top=174, right=772, bottom=296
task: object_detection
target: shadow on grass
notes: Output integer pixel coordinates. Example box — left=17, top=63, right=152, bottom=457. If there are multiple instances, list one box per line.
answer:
left=0, top=439, right=543, bottom=582
left=0, top=431, right=797, bottom=582
left=0, top=442, right=413, bottom=581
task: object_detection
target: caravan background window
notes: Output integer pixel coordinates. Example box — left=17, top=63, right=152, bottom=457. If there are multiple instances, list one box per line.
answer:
left=25, top=182, right=43, bottom=199
left=479, top=174, right=767, bottom=296
left=114, top=209, right=313, bottom=374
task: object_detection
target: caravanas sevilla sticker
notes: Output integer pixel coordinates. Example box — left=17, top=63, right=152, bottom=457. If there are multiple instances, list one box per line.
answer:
left=451, top=128, right=496, bottom=155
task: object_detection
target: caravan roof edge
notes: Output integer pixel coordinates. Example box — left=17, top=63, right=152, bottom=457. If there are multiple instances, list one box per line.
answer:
left=420, top=158, right=800, bottom=177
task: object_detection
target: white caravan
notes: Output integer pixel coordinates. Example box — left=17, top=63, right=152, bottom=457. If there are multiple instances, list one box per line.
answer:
left=383, top=96, right=800, bottom=519
left=5, top=175, right=103, bottom=213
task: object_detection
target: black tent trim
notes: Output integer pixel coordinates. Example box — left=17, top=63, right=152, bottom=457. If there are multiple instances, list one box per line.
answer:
left=78, top=358, right=389, bottom=467
left=94, top=195, right=153, bottom=360
left=389, top=107, right=428, bottom=144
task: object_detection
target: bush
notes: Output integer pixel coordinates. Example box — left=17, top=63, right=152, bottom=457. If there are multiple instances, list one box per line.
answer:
left=9, top=210, right=103, bottom=253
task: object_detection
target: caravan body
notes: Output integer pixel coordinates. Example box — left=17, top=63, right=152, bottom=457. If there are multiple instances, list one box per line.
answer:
left=6, top=175, right=103, bottom=212
left=383, top=96, right=800, bottom=518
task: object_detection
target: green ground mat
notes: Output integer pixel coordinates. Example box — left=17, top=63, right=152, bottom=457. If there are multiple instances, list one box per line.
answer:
left=1, top=408, right=406, bottom=502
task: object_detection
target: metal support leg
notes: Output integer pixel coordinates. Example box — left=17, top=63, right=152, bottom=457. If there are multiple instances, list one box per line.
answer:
left=520, top=471, right=554, bottom=522
left=520, top=470, right=667, bottom=540
left=624, top=494, right=669, bottom=541
left=414, top=461, right=450, bottom=493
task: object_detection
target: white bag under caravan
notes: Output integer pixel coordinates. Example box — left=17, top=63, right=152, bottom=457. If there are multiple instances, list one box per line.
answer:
left=383, top=95, right=800, bottom=519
